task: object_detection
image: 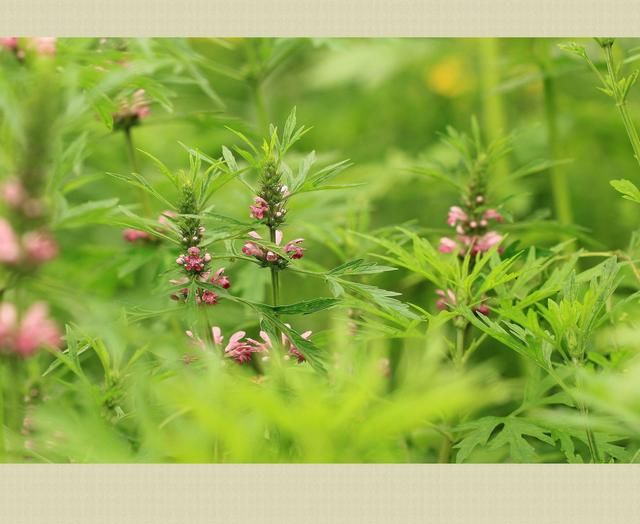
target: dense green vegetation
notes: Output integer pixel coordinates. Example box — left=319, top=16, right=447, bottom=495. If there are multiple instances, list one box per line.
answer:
left=1, top=37, right=640, bottom=463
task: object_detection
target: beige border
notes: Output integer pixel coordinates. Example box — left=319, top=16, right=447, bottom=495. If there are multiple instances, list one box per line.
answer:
left=0, top=464, right=638, bottom=522
left=0, top=0, right=639, bottom=36
left=1, top=1, right=640, bottom=522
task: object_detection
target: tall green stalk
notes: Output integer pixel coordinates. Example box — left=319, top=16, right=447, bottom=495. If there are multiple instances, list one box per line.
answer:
left=269, top=227, right=280, bottom=307
left=603, top=44, right=640, bottom=170
left=542, top=65, right=574, bottom=225
left=479, top=38, right=510, bottom=182
left=124, top=127, right=151, bottom=216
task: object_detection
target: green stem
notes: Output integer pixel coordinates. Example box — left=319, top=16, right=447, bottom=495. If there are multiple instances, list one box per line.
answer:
left=478, top=38, right=509, bottom=181
left=454, top=321, right=466, bottom=369
left=269, top=227, right=280, bottom=307
left=542, top=65, right=573, bottom=225
left=438, top=434, right=452, bottom=463
left=603, top=45, right=640, bottom=170
left=0, top=360, right=5, bottom=463
left=124, top=127, right=151, bottom=216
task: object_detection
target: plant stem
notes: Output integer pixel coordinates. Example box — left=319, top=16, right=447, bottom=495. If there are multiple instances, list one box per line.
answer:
left=438, top=434, right=452, bottom=463
left=542, top=65, right=573, bottom=225
left=602, top=45, right=640, bottom=170
left=479, top=38, right=509, bottom=182
left=269, top=227, right=280, bottom=307
left=454, top=321, right=466, bottom=369
left=0, top=360, right=5, bottom=463
left=124, top=127, right=151, bottom=216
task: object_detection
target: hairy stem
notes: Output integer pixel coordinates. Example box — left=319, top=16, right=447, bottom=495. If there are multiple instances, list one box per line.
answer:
left=0, top=360, right=5, bottom=462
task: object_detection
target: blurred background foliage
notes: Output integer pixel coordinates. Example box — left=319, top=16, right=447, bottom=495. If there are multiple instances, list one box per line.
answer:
left=1, top=37, right=640, bottom=463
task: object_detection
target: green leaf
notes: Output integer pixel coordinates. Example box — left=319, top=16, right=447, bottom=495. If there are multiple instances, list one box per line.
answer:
left=610, top=179, right=640, bottom=203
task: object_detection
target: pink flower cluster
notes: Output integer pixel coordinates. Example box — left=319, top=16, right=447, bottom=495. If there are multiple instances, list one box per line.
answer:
left=0, top=218, right=57, bottom=267
left=242, top=230, right=305, bottom=266
left=2, top=179, right=44, bottom=218
left=122, top=211, right=178, bottom=245
left=113, top=89, right=151, bottom=130
left=0, top=302, right=62, bottom=358
left=249, top=185, right=290, bottom=221
left=188, top=325, right=311, bottom=365
left=211, top=325, right=310, bottom=364
left=435, top=288, right=490, bottom=316
left=438, top=197, right=504, bottom=257
left=0, top=37, right=56, bottom=59
left=171, top=267, right=231, bottom=306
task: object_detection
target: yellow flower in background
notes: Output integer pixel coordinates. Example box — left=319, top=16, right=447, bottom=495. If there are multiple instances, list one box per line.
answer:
left=425, top=55, right=475, bottom=98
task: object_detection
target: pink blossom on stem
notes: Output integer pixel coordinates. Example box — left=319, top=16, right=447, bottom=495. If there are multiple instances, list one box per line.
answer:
left=0, top=219, right=20, bottom=264
left=32, top=37, right=56, bottom=56
left=249, top=197, right=269, bottom=220
left=475, top=231, right=503, bottom=253
left=122, top=228, right=152, bottom=244
left=1, top=179, right=26, bottom=208
left=209, top=268, right=230, bottom=289
left=482, top=209, right=503, bottom=223
left=22, top=231, right=58, bottom=264
left=435, top=289, right=457, bottom=311
left=0, top=302, right=62, bottom=358
left=284, top=238, right=305, bottom=259
left=447, top=206, right=468, bottom=227
left=0, top=37, right=18, bottom=51
left=438, top=237, right=457, bottom=254
left=131, top=89, right=150, bottom=119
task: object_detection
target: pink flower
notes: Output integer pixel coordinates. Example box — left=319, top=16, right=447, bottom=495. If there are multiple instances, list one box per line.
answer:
left=284, top=238, right=305, bottom=259
left=475, top=231, right=503, bottom=253
left=438, top=237, right=457, bottom=254
left=0, top=219, right=20, bottom=264
left=435, top=289, right=457, bottom=311
left=197, top=290, right=219, bottom=306
left=0, top=302, right=62, bottom=358
left=482, top=209, right=503, bottom=223
left=213, top=329, right=262, bottom=364
left=32, top=37, right=56, bottom=56
left=131, top=89, right=150, bottom=119
left=250, top=197, right=269, bottom=220
left=1, top=179, right=26, bottom=208
left=474, top=303, right=490, bottom=316
left=209, top=267, right=230, bottom=289
left=242, top=241, right=264, bottom=258
left=122, top=228, right=152, bottom=244
left=447, top=206, right=468, bottom=227
left=177, top=246, right=210, bottom=274
left=257, top=325, right=310, bottom=363
left=22, top=231, right=58, bottom=264
left=0, top=37, right=18, bottom=51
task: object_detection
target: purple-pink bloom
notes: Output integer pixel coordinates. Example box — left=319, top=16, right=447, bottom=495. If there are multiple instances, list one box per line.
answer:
left=32, top=37, right=56, bottom=56
left=438, top=237, right=457, bottom=254
left=0, top=302, right=62, bottom=358
left=123, top=228, right=152, bottom=244
left=0, top=37, right=18, bottom=51
left=22, top=231, right=58, bottom=264
left=1, top=179, right=26, bottom=208
left=209, top=267, right=230, bottom=289
left=482, top=209, right=504, bottom=223
left=250, top=197, right=269, bottom=220
left=447, top=206, right=468, bottom=227
left=475, top=231, right=503, bottom=253
left=0, top=219, right=20, bottom=264
left=284, top=238, right=305, bottom=260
